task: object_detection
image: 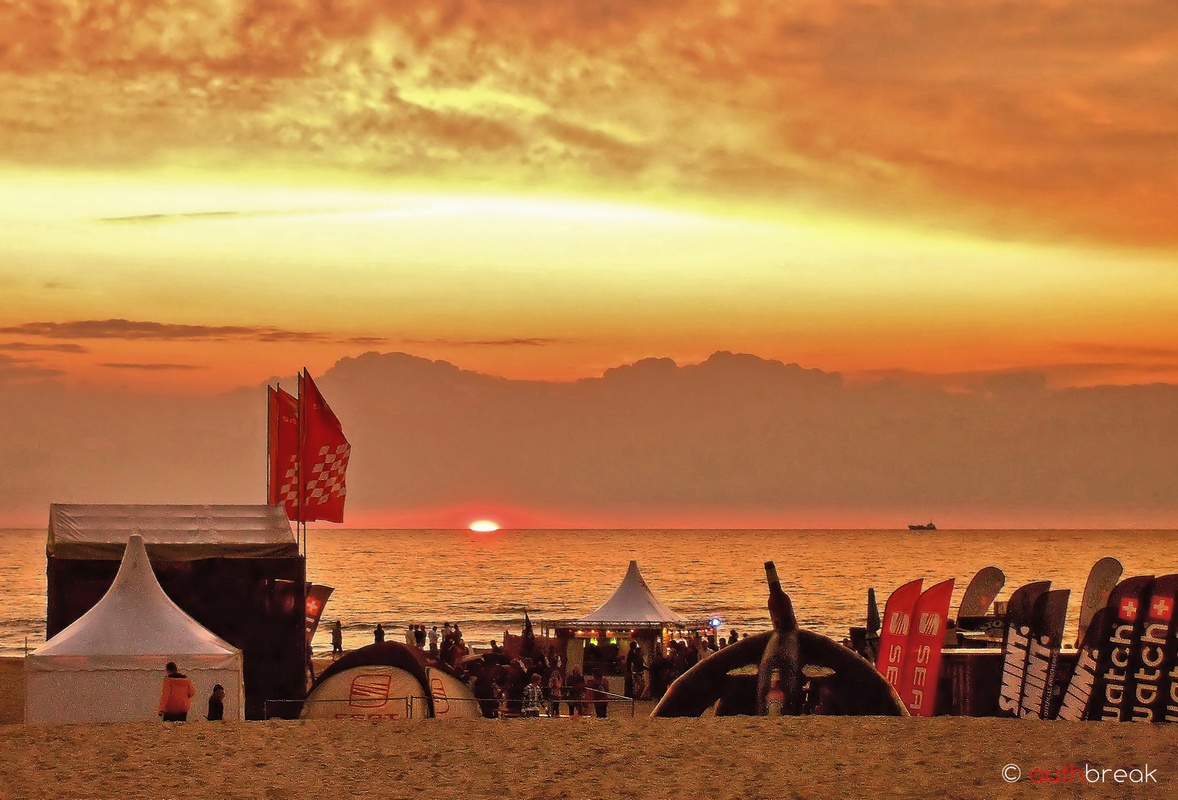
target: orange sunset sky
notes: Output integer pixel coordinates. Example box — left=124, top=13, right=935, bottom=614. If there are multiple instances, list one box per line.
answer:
left=1, top=2, right=1177, bottom=527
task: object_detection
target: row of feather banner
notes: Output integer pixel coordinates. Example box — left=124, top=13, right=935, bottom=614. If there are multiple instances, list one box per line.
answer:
left=267, top=369, right=351, bottom=524
left=875, top=559, right=1178, bottom=721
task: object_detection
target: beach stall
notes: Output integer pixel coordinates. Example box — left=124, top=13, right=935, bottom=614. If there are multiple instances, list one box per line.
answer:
left=44, top=503, right=305, bottom=719
left=26, top=535, right=244, bottom=724
left=551, top=560, right=712, bottom=675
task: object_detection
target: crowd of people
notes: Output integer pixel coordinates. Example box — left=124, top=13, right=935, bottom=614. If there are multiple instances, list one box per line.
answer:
left=325, top=620, right=760, bottom=716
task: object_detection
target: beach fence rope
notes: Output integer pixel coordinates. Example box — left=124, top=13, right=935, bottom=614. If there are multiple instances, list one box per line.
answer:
left=264, top=693, right=637, bottom=720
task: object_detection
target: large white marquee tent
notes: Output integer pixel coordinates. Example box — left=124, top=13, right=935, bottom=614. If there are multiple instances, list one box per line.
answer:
left=25, top=534, right=244, bottom=724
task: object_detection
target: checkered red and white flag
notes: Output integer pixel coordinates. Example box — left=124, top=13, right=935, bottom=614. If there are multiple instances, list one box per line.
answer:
left=268, top=385, right=300, bottom=521
left=298, top=370, right=351, bottom=523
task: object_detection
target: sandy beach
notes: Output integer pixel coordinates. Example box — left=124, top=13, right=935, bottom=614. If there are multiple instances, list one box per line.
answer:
left=3, top=660, right=1178, bottom=799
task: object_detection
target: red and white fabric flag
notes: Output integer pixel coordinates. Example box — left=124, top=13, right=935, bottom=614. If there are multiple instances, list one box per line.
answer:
left=298, top=370, right=351, bottom=523
left=896, top=578, right=955, bottom=717
left=268, top=386, right=300, bottom=521
left=875, top=578, right=924, bottom=694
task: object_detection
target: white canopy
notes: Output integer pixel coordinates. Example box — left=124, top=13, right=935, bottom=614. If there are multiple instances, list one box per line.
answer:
left=48, top=503, right=296, bottom=560
left=25, top=535, right=244, bottom=724
left=573, top=560, right=690, bottom=627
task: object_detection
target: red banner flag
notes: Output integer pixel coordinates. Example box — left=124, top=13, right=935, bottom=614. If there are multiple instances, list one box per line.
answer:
left=305, top=584, right=335, bottom=646
left=875, top=578, right=924, bottom=694
left=298, top=370, right=351, bottom=523
left=268, top=386, right=300, bottom=520
left=896, top=578, right=955, bottom=717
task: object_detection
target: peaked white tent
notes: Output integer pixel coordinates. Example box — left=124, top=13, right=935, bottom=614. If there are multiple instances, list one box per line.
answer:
left=25, top=534, right=244, bottom=724
left=574, top=560, right=691, bottom=628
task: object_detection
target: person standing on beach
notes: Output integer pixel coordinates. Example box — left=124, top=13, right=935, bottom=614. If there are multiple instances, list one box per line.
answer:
left=331, top=621, right=343, bottom=657
left=157, top=661, right=196, bottom=722
left=566, top=668, right=587, bottom=717
left=625, top=642, right=647, bottom=700
left=591, top=669, right=610, bottom=718
left=206, top=684, right=225, bottom=721
left=546, top=668, right=564, bottom=718
left=374, top=623, right=385, bottom=644
left=429, top=626, right=439, bottom=659
left=522, top=673, right=545, bottom=717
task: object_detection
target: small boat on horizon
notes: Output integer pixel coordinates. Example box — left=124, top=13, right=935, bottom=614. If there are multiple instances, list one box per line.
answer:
left=908, top=522, right=937, bottom=531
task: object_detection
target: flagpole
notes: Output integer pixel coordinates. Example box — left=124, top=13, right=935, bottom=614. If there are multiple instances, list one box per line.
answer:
left=266, top=385, right=272, bottom=505
left=298, top=368, right=307, bottom=560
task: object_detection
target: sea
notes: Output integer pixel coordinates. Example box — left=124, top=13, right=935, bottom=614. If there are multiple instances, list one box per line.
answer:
left=1, top=528, right=1175, bottom=658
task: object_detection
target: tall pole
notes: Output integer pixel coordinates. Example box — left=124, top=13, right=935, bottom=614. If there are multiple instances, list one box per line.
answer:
left=298, top=368, right=306, bottom=560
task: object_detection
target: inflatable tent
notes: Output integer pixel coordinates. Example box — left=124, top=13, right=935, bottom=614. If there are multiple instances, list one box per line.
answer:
left=26, top=535, right=244, bottom=724
left=301, top=643, right=480, bottom=720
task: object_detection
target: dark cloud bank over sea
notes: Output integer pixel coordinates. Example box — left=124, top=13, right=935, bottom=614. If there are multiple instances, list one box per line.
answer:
left=2, top=351, right=1176, bottom=526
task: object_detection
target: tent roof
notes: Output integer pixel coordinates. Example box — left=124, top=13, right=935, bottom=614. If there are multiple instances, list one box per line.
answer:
left=573, top=560, right=690, bottom=626
left=30, top=535, right=240, bottom=662
left=48, top=503, right=296, bottom=560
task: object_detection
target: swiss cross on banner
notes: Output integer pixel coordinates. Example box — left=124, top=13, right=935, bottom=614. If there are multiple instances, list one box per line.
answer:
left=298, top=369, right=351, bottom=523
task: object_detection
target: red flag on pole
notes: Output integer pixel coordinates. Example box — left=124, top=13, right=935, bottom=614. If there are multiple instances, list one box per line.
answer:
left=298, top=370, right=351, bottom=523
left=268, top=386, right=300, bottom=520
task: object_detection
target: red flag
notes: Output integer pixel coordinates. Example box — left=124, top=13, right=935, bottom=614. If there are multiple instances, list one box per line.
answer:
left=298, top=370, right=351, bottom=523
left=896, top=578, right=955, bottom=716
left=268, top=386, right=300, bottom=520
left=875, top=578, right=924, bottom=694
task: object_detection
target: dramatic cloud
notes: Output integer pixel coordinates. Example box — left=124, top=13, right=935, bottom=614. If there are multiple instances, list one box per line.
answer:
left=1067, top=343, right=1178, bottom=359
left=0, top=353, right=63, bottom=380
left=0, top=319, right=385, bottom=344
left=98, top=208, right=339, bottom=224
left=99, top=363, right=205, bottom=371
left=402, top=337, right=573, bottom=347
left=0, top=342, right=87, bottom=353
left=2, top=1, right=1175, bottom=245
left=3, top=350, right=1176, bottom=526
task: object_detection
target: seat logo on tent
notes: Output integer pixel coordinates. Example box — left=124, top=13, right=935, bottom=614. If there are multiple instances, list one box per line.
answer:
left=349, top=673, right=393, bottom=708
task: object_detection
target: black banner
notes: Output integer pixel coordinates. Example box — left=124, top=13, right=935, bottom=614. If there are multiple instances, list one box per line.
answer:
left=1133, top=574, right=1178, bottom=722
left=1019, top=589, right=1070, bottom=719
left=1088, top=575, right=1154, bottom=721
left=1056, top=606, right=1109, bottom=720
left=997, top=581, right=1051, bottom=717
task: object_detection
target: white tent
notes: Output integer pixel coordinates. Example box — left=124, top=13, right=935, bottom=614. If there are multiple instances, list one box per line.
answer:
left=574, top=560, right=691, bottom=627
left=25, top=534, right=244, bottom=724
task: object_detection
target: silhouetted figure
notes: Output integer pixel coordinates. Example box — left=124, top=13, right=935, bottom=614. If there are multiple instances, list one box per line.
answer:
left=547, top=668, right=564, bottom=718
left=331, top=621, right=343, bottom=657
left=374, top=623, right=385, bottom=644
left=592, top=669, right=610, bottom=718
left=206, top=684, right=225, bottom=721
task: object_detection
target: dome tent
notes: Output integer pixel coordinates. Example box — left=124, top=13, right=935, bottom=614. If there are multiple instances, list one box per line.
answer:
left=25, top=534, right=243, bottom=724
